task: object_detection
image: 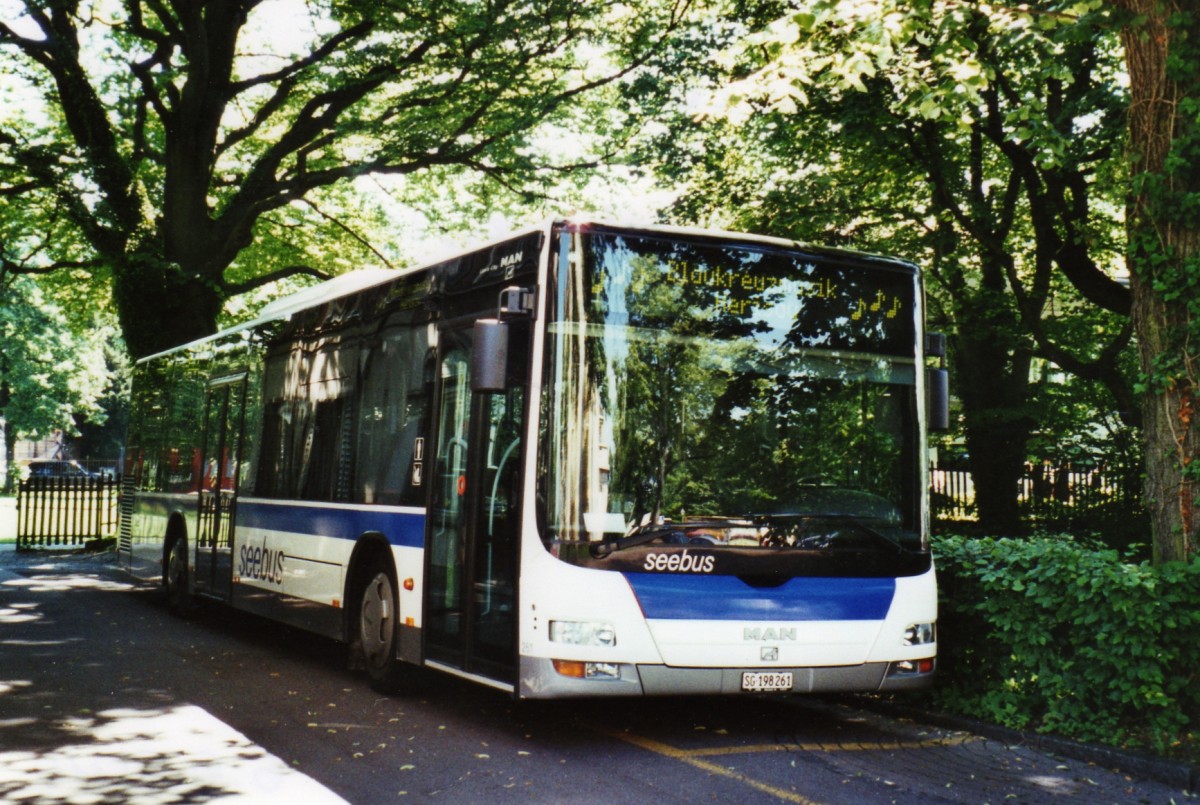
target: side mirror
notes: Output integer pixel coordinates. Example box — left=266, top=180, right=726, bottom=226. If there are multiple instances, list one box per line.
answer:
left=927, top=367, right=950, bottom=431
left=472, top=318, right=509, bottom=393
left=925, top=332, right=949, bottom=431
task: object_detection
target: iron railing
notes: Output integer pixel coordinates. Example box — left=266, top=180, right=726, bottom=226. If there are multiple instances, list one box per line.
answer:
left=931, top=461, right=1143, bottom=530
left=16, top=476, right=120, bottom=550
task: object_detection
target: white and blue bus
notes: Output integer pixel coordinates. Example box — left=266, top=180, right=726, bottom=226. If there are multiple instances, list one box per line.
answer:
left=119, top=219, right=945, bottom=698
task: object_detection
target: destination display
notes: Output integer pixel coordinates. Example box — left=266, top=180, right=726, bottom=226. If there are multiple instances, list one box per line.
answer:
left=585, top=232, right=918, bottom=357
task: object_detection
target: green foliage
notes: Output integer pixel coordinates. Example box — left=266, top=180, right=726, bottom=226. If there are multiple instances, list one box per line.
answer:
left=637, top=0, right=1138, bottom=533
left=0, top=0, right=692, bottom=356
left=0, top=275, right=118, bottom=490
left=931, top=533, right=1200, bottom=751
left=72, top=324, right=132, bottom=462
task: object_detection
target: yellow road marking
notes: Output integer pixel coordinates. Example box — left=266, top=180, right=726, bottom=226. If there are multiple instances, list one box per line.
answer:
left=584, top=723, right=977, bottom=805
left=595, top=727, right=822, bottom=805
left=685, top=732, right=979, bottom=757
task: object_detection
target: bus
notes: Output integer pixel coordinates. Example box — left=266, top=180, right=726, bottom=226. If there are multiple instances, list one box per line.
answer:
left=118, top=218, right=946, bottom=698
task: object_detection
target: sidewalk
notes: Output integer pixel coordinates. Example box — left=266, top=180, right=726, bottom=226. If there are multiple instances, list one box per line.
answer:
left=0, top=495, right=119, bottom=579
left=0, top=495, right=15, bottom=542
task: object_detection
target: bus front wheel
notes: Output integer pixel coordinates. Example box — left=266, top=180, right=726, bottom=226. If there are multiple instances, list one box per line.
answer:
left=359, top=565, right=403, bottom=692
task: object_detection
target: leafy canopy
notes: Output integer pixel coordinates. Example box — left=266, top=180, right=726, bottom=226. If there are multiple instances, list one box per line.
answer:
left=0, top=0, right=692, bottom=355
left=0, top=276, right=111, bottom=444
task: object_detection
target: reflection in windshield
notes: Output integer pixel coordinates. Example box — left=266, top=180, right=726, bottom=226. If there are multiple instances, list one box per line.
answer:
left=540, top=230, right=923, bottom=562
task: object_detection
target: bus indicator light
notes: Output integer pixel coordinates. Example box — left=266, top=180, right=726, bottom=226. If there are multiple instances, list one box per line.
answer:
left=552, top=659, right=586, bottom=678
left=888, top=658, right=935, bottom=677
left=552, top=659, right=621, bottom=680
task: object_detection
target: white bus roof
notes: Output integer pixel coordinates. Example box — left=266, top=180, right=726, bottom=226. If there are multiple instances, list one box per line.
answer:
left=138, top=217, right=913, bottom=364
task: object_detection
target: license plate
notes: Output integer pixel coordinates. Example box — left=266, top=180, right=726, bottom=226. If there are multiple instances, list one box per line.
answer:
left=741, top=671, right=793, bottom=692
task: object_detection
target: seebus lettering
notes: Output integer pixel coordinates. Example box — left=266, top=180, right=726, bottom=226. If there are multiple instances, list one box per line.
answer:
left=238, top=542, right=286, bottom=585
left=643, top=550, right=715, bottom=574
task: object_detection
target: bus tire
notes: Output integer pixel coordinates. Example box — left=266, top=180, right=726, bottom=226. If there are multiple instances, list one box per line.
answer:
left=164, top=535, right=194, bottom=617
left=359, top=561, right=404, bottom=693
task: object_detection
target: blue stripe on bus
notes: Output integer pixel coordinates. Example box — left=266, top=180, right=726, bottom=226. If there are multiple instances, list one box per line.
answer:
left=623, top=573, right=895, bottom=621
left=235, top=501, right=426, bottom=548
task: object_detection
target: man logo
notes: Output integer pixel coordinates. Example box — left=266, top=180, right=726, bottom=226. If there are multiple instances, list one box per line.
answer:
left=744, top=627, right=797, bottom=641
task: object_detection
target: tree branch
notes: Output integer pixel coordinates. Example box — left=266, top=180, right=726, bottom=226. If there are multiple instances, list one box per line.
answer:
left=299, top=198, right=397, bottom=270
left=222, top=263, right=332, bottom=295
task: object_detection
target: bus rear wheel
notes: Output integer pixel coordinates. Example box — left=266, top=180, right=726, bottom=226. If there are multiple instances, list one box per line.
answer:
left=359, top=565, right=404, bottom=692
left=164, top=536, right=193, bottom=617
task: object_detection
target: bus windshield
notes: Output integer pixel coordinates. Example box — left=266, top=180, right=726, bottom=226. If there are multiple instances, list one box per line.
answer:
left=539, top=228, right=927, bottom=575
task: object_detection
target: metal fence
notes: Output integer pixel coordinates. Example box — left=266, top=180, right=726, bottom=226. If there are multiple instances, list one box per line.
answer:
left=931, top=461, right=1142, bottom=528
left=9, top=462, right=1140, bottom=548
left=16, top=476, right=120, bottom=550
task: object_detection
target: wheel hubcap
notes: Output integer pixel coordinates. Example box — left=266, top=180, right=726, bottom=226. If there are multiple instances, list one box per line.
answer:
left=168, top=545, right=184, bottom=589
left=361, top=572, right=395, bottom=662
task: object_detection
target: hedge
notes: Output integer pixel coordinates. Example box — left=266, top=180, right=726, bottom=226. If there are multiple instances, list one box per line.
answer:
left=929, top=534, right=1200, bottom=752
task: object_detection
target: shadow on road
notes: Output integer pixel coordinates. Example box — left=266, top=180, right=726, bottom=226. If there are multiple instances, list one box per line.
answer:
left=0, top=553, right=347, bottom=803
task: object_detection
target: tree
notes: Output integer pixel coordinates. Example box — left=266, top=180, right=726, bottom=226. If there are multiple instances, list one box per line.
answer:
left=0, top=0, right=690, bottom=357
left=641, top=0, right=1136, bottom=533
left=1109, top=0, right=1200, bottom=562
left=72, top=324, right=132, bottom=464
left=0, top=276, right=111, bottom=492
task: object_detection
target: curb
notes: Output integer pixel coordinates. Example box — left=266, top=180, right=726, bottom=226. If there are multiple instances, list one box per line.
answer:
left=845, top=695, right=1200, bottom=793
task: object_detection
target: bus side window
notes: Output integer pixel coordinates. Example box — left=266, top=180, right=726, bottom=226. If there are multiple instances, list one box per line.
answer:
left=355, top=324, right=428, bottom=506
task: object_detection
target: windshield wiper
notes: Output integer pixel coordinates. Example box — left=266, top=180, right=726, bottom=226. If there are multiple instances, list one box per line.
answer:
left=826, top=514, right=900, bottom=547
left=589, top=523, right=676, bottom=558
left=589, top=517, right=759, bottom=558
left=757, top=513, right=907, bottom=552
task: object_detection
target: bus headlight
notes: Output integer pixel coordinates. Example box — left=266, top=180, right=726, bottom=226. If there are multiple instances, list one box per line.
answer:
left=549, top=620, right=616, bottom=647
left=902, top=622, right=936, bottom=646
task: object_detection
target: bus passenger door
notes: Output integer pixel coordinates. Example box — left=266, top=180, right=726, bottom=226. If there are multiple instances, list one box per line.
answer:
left=195, top=374, right=247, bottom=601
left=425, top=323, right=526, bottom=683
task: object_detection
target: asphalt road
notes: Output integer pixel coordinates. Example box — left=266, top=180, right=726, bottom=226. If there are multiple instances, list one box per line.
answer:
left=0, top=546, right=1192, bottom=804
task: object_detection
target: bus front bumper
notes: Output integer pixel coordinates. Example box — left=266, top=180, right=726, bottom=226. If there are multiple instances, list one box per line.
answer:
left=517, top=657, right=934, bottom=698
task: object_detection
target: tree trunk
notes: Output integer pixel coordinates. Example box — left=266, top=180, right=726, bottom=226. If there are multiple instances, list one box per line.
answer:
left=950, top=251, right=1035, bottom=535
left=1, top=418, right=14, bottom=496
left=1115, top=0, right=1200, bottom=563
left=111, top=252, right=225, bottom=359
left=956, top=333, right=1034, bottom=535
left=0, top=359, right=11, bottom=495
left=1131, top=279, right=1197, bottom=562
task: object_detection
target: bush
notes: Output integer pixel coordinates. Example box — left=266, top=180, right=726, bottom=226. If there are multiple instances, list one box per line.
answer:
left=929, top=534, right=1200, bottom=752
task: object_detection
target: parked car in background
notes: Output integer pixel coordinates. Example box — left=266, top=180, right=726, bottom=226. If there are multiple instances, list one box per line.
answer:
left=21, top=459, right=96, bottom=479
